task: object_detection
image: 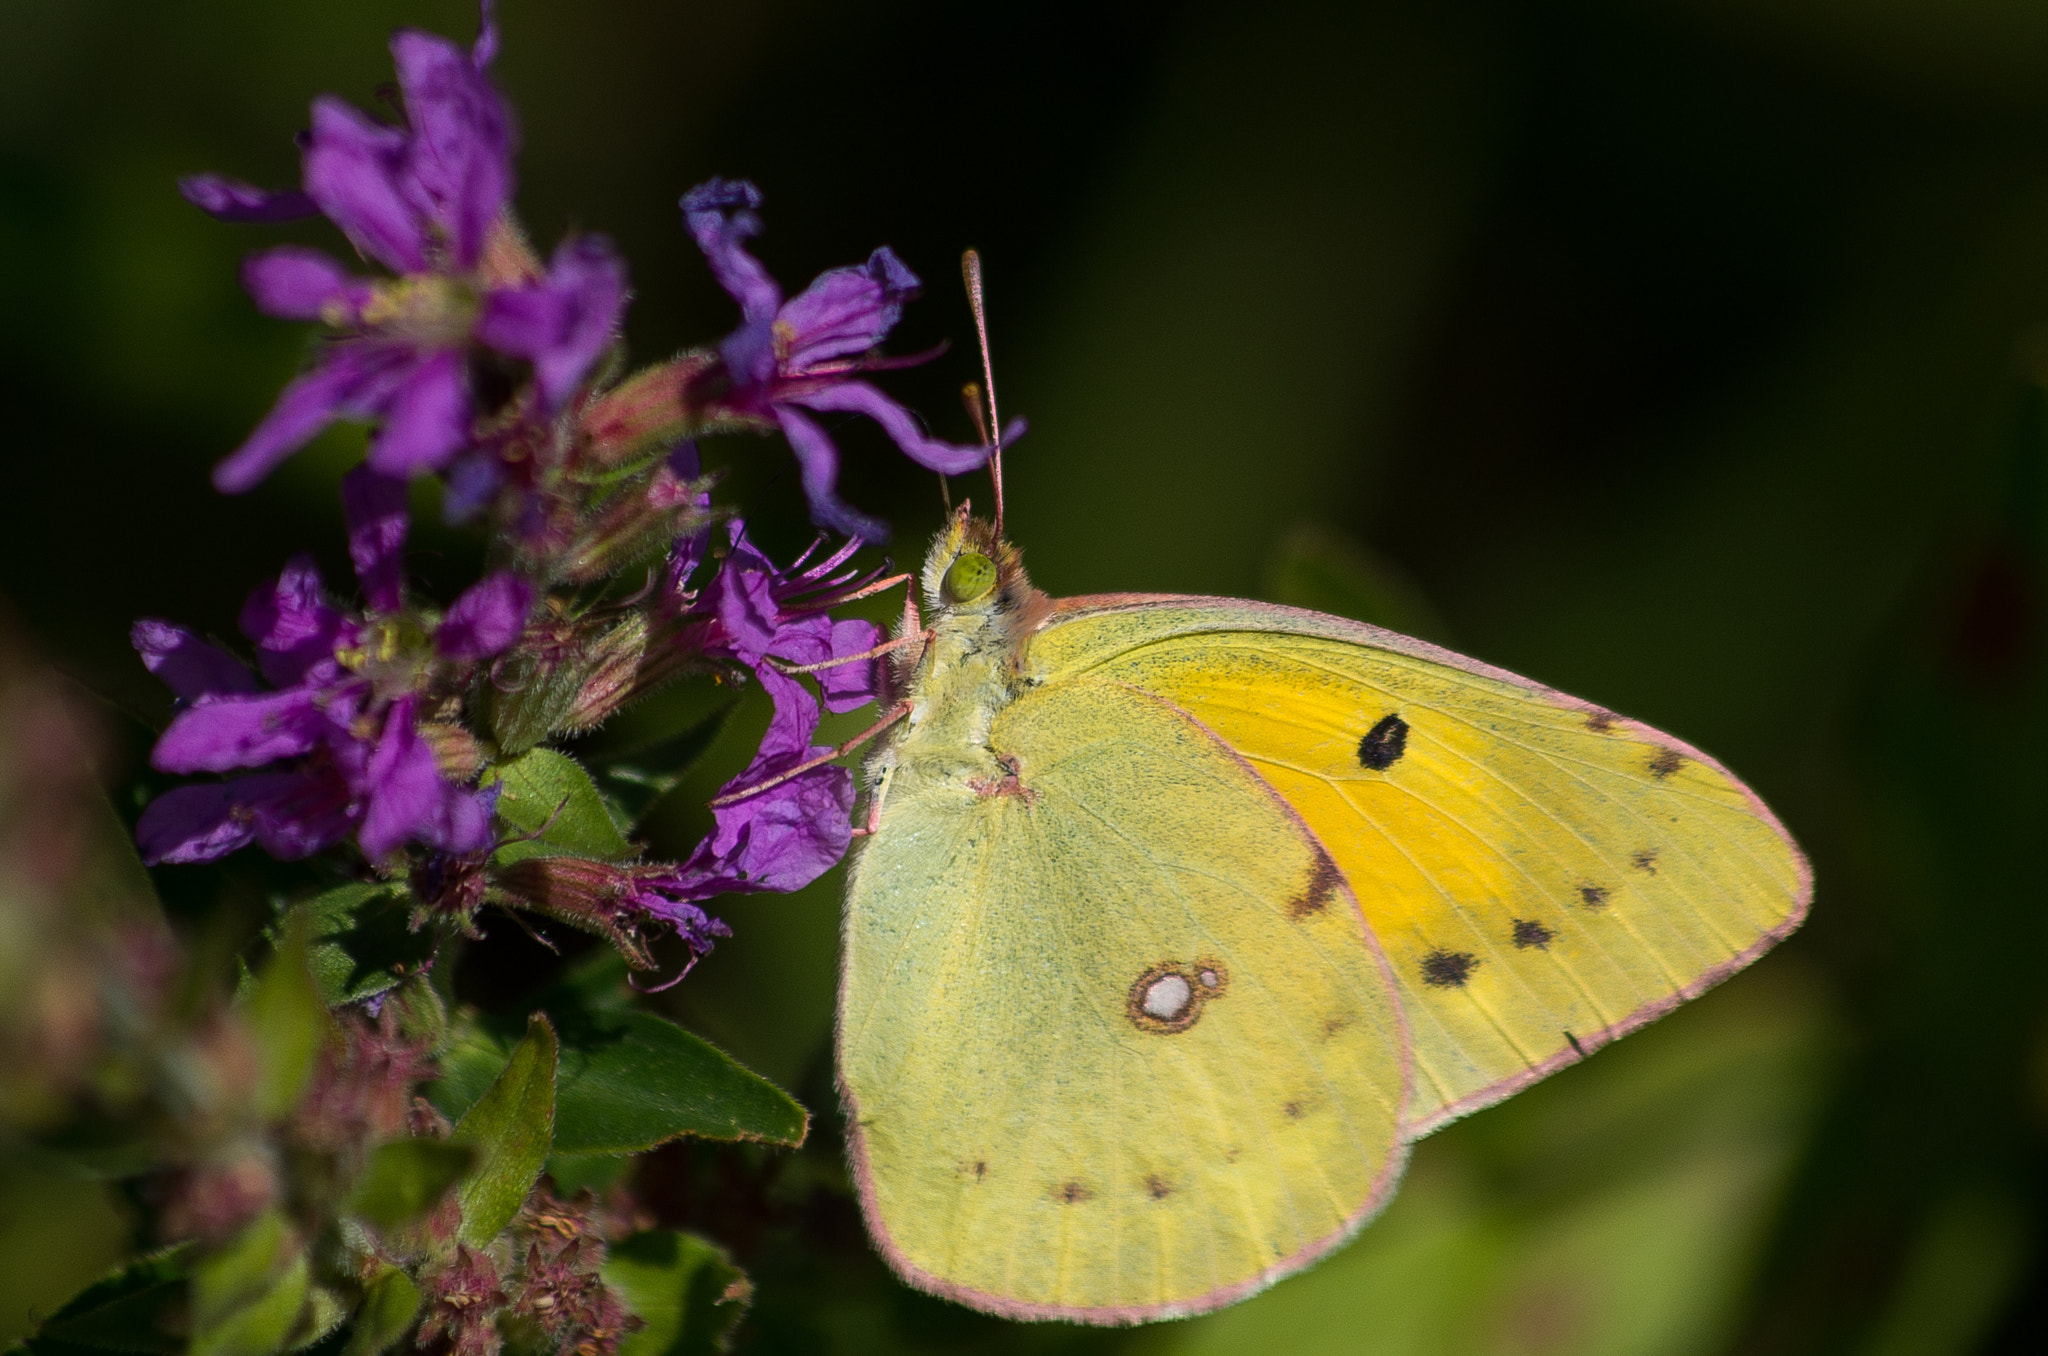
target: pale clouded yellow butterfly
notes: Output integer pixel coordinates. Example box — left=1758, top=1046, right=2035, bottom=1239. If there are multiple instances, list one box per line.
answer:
left=833, top=257, right=1808, bottom=1324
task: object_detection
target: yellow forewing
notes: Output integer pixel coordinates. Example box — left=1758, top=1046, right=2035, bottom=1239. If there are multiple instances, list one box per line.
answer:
left=1025, top=598, right=1811, bottom=1135
left=840, top=679, right=1408, bottom=1322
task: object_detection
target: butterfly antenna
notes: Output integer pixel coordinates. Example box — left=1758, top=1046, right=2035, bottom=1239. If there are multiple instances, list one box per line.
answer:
left=961, top=249, right=1004, bottom=538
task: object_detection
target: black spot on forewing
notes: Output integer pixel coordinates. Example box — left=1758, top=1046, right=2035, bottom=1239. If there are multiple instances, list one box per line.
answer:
left=1648, top=747, right=1685, bottom=779
left=1512, top=919, right=1554, bottom=949
left=1579, top=884, right=1610, bottom=908
left=1631, top=849, right=1659, bottom=875
left=1287, top=853, right=1342, bottom=921
left=1420, top=950, right=1478, bottom=988
left=1357, top=714, right=1409, bottom=771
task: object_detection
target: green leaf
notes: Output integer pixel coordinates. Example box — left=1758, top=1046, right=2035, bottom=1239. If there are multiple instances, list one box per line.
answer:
left=189, top=1214, right=316, bottom=1356
left=553, top=1012, right=806, bottom=1154
left=343, top=1141, right=475, bottom=1230
left=28, top=1247, right=190, bottom=1354
left=450, top=1015, right=557, bottom=1247
left=191, top=1213, right=287, bottom=1332
left=191, top=1254, right=307, bottom=1356
left=294, top=885, right=432, bottom=1006
left=484, top=750, right=633, bottom=864
left=285, top=1289, right=346, bottom=1354
left=602, top=1232, right=750, bottom=1356
left=338, top=1271, right=417, bottom=1356
left=238, top=910, right=338, bottom=1120
left=432, top=1005, right=804, bottom=1155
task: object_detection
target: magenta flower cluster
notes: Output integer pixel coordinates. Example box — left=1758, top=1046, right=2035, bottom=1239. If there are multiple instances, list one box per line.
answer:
left=138, top=12, right=1001, bottom=970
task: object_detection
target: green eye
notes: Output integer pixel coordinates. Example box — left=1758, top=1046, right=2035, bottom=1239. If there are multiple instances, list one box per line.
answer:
left=942, top=550, right=998, bottom=604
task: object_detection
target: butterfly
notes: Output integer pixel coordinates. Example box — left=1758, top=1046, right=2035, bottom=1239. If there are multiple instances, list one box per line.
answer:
left=833, top=259, right=1808, bottom=1325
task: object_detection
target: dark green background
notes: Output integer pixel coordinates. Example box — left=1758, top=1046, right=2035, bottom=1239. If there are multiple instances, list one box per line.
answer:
left=3, top=1, right=2046, bottom=1352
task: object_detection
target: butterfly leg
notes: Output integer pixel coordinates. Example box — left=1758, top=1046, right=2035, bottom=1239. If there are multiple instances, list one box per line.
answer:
left=709, top=700, right=914, bottom=807
left=851, top=762, right=896, bottom=838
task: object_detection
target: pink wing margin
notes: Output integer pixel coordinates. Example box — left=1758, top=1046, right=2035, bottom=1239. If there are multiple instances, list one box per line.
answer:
left=1034, top=593, right=1814, bottom=1139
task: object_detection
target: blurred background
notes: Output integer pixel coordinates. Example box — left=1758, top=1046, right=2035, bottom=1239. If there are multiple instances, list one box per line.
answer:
left=2, top=0, right=2046, bottom=1351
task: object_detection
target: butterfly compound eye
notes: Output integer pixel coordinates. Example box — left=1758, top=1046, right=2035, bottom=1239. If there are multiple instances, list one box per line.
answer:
left=942, top=550, right=997, bottom=603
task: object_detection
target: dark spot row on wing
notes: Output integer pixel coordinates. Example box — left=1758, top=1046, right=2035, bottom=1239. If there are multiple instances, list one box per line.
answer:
left=1357, top=713, right=1409, bottom=770
left=1512, top=918, right=1554, bottom=949
left=1579, top=884, right=1610, bottom=908
left=1632, top=849, right=1659, bottom=874
left=1287, top=852, right=1342, bottom=920
left=1649, top=747, right=1685, bottom=779
left=1419, top=950, right=1478, bottom=988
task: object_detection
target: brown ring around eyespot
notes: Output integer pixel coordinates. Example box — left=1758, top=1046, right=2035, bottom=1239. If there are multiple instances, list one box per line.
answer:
left=1126, top=959, right=1229, bottom=1034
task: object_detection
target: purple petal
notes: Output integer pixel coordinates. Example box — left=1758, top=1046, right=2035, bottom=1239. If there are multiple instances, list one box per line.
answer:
left=436, top=570, right=532, bottom=661
left=784, top=379, right=1000, bottom=477
left=342, top=466, right=409, bottom=613
left=214, top=341, right=419, bottom=493
left=241, top=246, right=371, bottom=323
left=706, top=524, right=783, bottom=666
left=365, top=348, right=470, bottom=477
left=751, top=663, right=823, bottom=768
left=779, top=247, right=920, bottom=371
left=136, top=783, right=255, bottom=864
left=474, top=234, right=627, bottom=408
left=357, top=696, right=492, bottom=857
left=132, top=620, right=261, bottom=702
left=820, top=619, right=884, bottom=711
left=304, top=96, right=425, bottom=273
left=178, top=175, right=320, bottom=224
left=772, top=405, right=891, bottom=542
left=474, top=0, right=500, bottom=68
left=239, top=556, right=350, bottom=688
left=239, top=769, right=360, bottom=859
left=681, top=179, right=781, bottom=378
left=392, top=29, right=513, bottom=269
left=151, top=688, right=326, bottom=774
left=439, top=449, right=503, bottom=524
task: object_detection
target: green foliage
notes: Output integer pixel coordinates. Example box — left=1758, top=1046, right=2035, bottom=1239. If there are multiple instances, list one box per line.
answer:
left=602, top=1232, right=750, bottom=1356
left=432, top=959, right=805, bottom=1155
left=343, top=1141, right=476, bottom=1231
left=238, top=911, right=338, bottom=1121
left=338, top=1271, right=418, bottom=1356
left=189, top=1214, right=313, bottom=1356
left=294, top=885, right=435, bottom=1007
left=14, top=1247, right=190, bottom=1356
left=484, top=749, right=634, bottom=864
left=450, top=1015, right=558, bottom=1248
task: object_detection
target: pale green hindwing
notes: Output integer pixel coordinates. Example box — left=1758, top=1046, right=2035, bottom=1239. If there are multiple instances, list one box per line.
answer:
left=839, top=678, right=1409, bottom=1323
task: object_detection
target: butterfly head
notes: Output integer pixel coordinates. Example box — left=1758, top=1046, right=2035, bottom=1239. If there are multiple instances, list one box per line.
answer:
left=920, top=502, right=1039, bottom=625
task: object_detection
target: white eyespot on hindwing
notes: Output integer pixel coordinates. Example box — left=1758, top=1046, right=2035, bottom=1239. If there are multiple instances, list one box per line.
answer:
left=1127, top=960, right=1229, bottom=1034
left=1142, top=974, right=1193, bottom=1022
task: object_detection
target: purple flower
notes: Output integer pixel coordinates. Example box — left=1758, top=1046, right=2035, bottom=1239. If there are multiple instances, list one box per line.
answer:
left=680, top=179, right=1022, bottom=541
left=640, top=523, right=887, bottom=907
left=672, top=522, right=886, bottom=710
left=189, top=27, right=627, bottom=494
left=649, top=665, right=856, bottom=906
left=134, top=475, right=531, bottom=866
